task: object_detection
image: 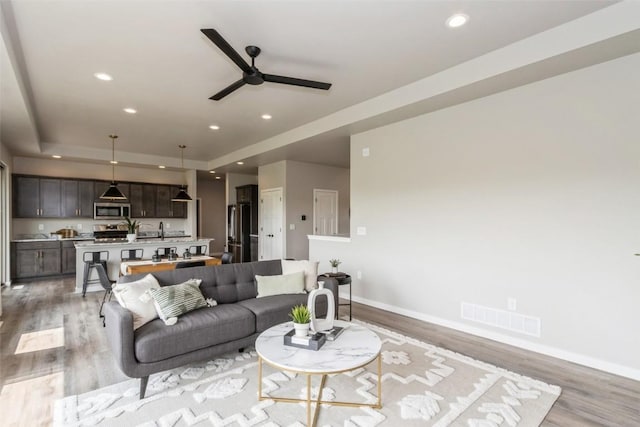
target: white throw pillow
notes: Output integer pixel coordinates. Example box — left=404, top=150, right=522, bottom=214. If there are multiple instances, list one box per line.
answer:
left=112, top=274, right=160, bottom=330
left=256, top=271, right=306, bottom=298
left=281, top=259, right=319, bottom=292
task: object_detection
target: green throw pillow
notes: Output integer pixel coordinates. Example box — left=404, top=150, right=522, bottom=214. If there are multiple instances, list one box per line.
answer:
left=149, top=279, right=207, bottom=325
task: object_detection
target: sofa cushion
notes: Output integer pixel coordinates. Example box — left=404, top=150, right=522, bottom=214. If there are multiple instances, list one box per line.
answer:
left=134, top=304, right=256, bottom=363
left=112, top=274, right=160, bottom=330
left=256, top=271, right=306, bottom=298
left=281, top=260, right=319, bottom=292
left=238, top=294, right=328, bottom=333
left=148, top=279, right=208, bottom=325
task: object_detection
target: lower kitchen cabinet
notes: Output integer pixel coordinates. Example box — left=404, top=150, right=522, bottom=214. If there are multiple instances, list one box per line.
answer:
left=61, top=241, right=77, bottom=274
left=11, top=241, right=62, bottom=279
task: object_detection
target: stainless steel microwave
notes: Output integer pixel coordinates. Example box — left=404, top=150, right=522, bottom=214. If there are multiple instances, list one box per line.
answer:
left=94, top=202, right=131, bottom=220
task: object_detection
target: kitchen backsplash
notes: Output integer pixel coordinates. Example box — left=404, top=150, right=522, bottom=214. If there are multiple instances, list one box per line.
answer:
left=12, top=218, right=189, bottom=239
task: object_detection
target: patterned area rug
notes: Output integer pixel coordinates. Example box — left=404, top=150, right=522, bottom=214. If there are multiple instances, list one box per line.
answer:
left=54, top=321, right=560, bottom=426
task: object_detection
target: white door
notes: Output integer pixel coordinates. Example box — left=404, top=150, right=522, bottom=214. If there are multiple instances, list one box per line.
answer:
left=260, top=188, right=284, bottom=260
left=313, top=189, right=338, bottom=235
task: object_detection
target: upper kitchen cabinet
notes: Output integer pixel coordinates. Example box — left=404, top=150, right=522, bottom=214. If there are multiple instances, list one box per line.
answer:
left=62, top=179, right=94, bottom=218
left=13, top=175, right=62, bottom=218
left=155, top=185, right=187, bottom=218
left=129, top=183, right=156, bottom=218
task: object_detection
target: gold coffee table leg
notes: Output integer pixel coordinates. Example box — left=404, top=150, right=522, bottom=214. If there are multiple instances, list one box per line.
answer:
left=306, top=374, right=312, bottom=426
left=258, top=356, right=263, bottom=400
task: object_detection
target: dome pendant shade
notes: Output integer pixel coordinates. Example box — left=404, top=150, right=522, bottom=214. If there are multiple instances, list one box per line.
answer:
left=100, top=134, right=128, bottom=200
left=101, top=182, right=127, bottom=200
left=172, top=185, right=192, bottom=202
left=172, top=144, right=192, bottom=202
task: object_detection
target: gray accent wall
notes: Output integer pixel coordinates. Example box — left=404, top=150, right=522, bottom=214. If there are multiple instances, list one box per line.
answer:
left=315, top=52, right=640, bottom=377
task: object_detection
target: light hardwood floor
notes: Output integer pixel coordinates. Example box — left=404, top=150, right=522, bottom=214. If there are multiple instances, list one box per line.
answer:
left=0, top=276, right=638, bottom=426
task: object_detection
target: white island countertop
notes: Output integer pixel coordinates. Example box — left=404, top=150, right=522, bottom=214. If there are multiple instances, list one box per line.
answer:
left=74, top=237, right=211, bottom=248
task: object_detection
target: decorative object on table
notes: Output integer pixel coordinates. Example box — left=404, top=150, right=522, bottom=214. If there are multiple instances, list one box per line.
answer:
left=171, top=145, right=192, bottom=201
left=168, top=248, right=178, bottom=261
left=151, top=250, right=160, bottom=262
left=182, top=248, right=191, bottom=259
left=329, top=258, right=341, bottom=274
left=288, top=304, right=311, bottom=337
left=100, top=134, right=127, bottom=200
left=123, top=217, right=139, bottom=243
left=307, top=281, right=335, bottom=333
left=283, top=328, right=326, bottom=350
left=57, top=321, right=561, bottom=427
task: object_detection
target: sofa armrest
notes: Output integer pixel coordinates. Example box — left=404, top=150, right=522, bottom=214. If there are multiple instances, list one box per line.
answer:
left=317, top=277, right=340, bottom=316
left=103, top=301, right=140, bottom=377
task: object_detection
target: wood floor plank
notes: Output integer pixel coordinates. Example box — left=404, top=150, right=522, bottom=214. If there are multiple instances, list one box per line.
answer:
left=0, top=277, right=638, bottom=426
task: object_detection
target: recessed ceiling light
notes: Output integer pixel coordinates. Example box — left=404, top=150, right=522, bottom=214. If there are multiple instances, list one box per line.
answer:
left=261, top=114, right=272, bottom=120
left=123, top=108, right=137, bottom=114
left=110, top=160, right=118, bottom=164
left=215, top=176, right=221, bottom=180
left=209, top=125, right=220, bottom=130
left=158, top=165, right=166, bottom=169
left=446, top=13, right=469, bottom=28
left=209, top=170, right=216, bottom=174
left=94, top=72, right=113, bottom=81
left=52, top=155, right=62, bottom=159
left=237, top=161, right=244, bottom=165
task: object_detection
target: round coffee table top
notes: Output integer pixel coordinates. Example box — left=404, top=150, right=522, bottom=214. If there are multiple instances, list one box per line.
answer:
left=255, top=320, right=381, bottom=374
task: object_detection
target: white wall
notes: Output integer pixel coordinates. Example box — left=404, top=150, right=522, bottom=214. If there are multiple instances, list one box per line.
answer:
left=285, top=161, right=349, bottom=259
left=0, top=140, right=13, bottom=315
left=315, top=53, right=640, bottom=379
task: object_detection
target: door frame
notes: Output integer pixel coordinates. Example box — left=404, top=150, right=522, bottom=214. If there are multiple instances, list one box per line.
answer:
left=313, top=189, right=339, bottom=235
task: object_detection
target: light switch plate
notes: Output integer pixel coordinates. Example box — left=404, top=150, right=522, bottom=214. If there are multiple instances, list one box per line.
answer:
left=38, top=224, right=44, bottom=231
left=356, top=226, right=367, bottom=235
left=362, top=147, right=370, bottom=157
left=289, top=224, right=295, bottom=230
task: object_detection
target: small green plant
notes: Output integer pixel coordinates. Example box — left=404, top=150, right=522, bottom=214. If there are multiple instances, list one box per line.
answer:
left=329, top=259, right=341, bottom=268
left=123, top=217, right=139, bottom=234
left=289, top=304, right=311, bottom=324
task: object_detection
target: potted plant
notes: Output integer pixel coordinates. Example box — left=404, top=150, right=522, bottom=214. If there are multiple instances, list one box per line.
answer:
left=289, top=304, right=311, bottom=337
left=329, top=258, right=341, bottom=274
left=124, top=217, right=139, bottom=243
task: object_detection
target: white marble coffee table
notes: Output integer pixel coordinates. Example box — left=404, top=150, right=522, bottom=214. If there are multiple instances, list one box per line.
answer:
left=255, top=320, right=382, bottom=426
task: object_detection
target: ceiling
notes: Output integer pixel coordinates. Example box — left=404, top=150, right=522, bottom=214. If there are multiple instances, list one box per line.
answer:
left=2, top=0, right=636, bottom=175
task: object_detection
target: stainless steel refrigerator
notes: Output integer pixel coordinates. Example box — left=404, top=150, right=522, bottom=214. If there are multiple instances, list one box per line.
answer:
left=228, top=204, right=251, bottom=262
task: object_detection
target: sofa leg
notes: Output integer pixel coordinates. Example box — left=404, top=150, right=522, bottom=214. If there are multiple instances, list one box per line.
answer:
left=140, top=376, right=149, bottom=399
left=238, top=347, right=245, bottom=353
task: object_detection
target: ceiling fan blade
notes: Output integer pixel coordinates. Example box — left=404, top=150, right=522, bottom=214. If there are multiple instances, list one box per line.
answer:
left=210, top=79, right=246, bottom=100
left=263, top=74, right=331, bottom=90
left=201, top=29, right=252, bottom=74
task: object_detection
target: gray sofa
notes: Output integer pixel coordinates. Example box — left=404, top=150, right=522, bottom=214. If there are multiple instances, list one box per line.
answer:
left=103, top=259, right=339, bottom=398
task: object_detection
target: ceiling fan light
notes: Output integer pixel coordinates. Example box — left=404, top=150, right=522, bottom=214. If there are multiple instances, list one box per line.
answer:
left=100, top=182, right=127, bottom=200
left=172, top=186, right=192, bottom=202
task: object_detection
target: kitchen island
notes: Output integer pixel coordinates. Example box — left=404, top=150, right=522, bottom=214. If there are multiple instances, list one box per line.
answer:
left=73, top=238, right=214, bottom=293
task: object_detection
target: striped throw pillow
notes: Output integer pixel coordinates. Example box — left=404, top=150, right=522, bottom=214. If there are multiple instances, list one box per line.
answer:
left=149, top=279, right=207, bottom=325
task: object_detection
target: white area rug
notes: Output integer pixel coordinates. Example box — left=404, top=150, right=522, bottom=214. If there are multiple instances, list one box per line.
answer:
left=55, top=321, right=560, bottom=426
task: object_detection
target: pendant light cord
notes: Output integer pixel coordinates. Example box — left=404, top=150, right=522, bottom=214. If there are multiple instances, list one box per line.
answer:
left=109, top=134, right=118, bottom=182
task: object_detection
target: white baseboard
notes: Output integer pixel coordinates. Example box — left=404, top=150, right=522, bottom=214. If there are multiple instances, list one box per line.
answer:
left=351, top=294, right=640, bottom=381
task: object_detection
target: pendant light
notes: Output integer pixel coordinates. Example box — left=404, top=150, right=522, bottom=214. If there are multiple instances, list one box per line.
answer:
left=172, top=144, right=192, bottom=202
left=100, top=134, right=127, bottom=200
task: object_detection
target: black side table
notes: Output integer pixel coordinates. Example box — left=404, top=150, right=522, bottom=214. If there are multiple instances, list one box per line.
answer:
left=318, top=273, right=352, bottom=320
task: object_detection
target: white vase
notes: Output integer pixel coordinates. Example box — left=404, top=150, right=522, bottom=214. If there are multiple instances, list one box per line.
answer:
left=331, top=266, right=338, bottom=274
left=126, top=233, right=136, bottom=243
left=293, top=322, right=310, bottom=337
left=307, top=283, right=335, bottom=333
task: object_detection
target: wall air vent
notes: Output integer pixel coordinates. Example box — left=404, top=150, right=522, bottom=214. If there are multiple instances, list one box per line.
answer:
left=461, top=302, right=541, bottom=337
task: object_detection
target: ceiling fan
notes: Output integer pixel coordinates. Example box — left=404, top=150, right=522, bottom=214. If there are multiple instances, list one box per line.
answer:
left=201, top=28, right=332, bottom=101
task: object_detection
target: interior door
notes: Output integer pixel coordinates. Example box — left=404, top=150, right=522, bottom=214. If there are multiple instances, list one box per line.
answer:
left=313, top=189, right=338, bottom=235
left=260, top=188, right=283, bottom=260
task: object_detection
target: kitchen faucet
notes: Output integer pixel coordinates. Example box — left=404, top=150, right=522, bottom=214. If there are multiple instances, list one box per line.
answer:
left=159, top=221, right=164, bottom=240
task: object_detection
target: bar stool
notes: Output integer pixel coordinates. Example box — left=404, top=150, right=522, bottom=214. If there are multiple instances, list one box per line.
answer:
left=156, top=247, right=177, bottom=258
left=221, top=252, right=233, bottom=264
left=121, top=248, right=144, bottom=261
left=82, top=251, right=109, bottom=297
left=189, top=245, right=208, bottom=256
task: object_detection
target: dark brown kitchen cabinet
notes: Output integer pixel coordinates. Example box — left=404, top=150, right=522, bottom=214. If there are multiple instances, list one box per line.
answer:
left=156, top=185, right=187, bottom=218
left=13, top=176, right=62, bottom=218
left=130, top=183, right=156, bottom=218
left=62, top=180, right=94, bottom=217
left=11, top=241, right=61, bottom=279
left=61, top=240, right=76, bottom=274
